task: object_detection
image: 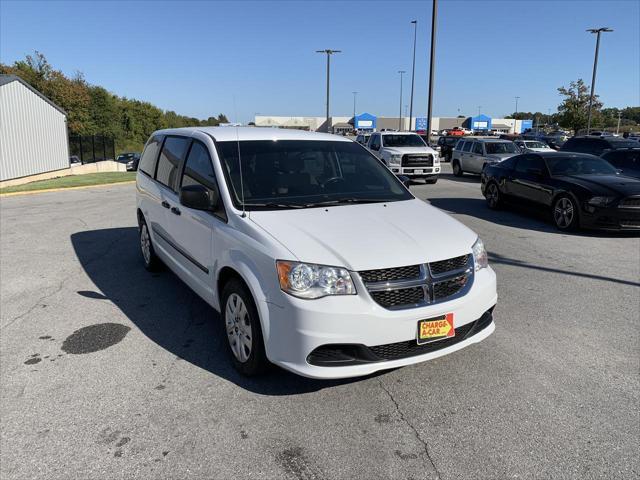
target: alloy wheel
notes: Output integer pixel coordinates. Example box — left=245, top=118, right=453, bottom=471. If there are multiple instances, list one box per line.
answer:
left=554, top=197, right=574, bottom=228
left=225, top=293, right=253, bottom=363
left=140, top=224, right=151, bottom=265
left=487, top=183, right=499, bottom=208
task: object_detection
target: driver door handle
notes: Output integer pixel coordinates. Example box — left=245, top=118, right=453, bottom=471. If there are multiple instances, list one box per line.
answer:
left=161, top=201, right=170, bottom=209
left=171, top=207, right=181, bottom=216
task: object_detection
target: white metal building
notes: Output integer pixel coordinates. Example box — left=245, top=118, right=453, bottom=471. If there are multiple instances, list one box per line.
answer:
left=0, top=75, right=69, bottom=181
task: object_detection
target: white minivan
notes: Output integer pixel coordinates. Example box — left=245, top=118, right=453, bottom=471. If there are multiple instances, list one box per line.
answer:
left=136, top=127, right=497, bottom=379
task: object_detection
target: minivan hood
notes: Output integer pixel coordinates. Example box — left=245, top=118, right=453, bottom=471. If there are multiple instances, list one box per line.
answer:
left=383, top=146, right=437, bottom=155
left=249, top=199, right=477, bottom=271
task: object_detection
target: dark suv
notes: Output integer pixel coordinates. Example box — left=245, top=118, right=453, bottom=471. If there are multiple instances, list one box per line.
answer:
left=560, top=136, right=638, bottom=156
left=601, top=149, right=640, bottom=179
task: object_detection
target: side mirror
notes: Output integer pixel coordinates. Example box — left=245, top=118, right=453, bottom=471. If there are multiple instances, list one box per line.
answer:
left=180, top=184, right=217, bottom=211
left=398, top=175, right=411, bottom=189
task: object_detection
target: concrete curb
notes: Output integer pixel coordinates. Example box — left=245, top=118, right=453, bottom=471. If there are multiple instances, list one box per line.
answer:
left=0, top=180, right=136, bottom=197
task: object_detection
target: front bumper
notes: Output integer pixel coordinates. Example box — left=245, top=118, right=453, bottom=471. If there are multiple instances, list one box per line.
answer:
left=262, top=267, right=497, bottom=379
left=391, top=166, right=441, bottom=177
left=580, top=204, right=640, bottom=230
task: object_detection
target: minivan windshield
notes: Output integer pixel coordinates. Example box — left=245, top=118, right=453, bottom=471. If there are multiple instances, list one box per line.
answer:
left=545, top=155, right=618, bottom=176
left=382, top=134, right=426, bottom=147
left=485, top=142, right=518, bottom=154
left=216, top=140, right=413, bottom=210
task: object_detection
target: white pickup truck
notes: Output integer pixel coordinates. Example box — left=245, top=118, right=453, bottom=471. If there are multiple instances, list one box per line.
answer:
left=366, top=131, right=440, bottom=184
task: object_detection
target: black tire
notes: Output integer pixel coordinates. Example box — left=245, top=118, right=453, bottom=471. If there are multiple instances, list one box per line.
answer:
left=425, top=177, right=438, bottom=184
left=139, top=217, right=162, bottom=271
left=552, top=195, right=579, bottom=231
left=452, top=160, right=464, bottom=177
left=221, top=278, right=269, bottom=376
left=485, top=182, right=502, bottom=209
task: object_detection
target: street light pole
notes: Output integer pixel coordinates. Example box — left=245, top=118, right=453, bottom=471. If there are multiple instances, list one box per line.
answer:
left=425, top=0, right=438, bottom=136
left=398, top=70, right=406, bottom=130
left=316, top=49, right=341, bottom=132
left=616, top=111, right=622, bottom=135
left=586, top=27, right=612, bottom=134
left=409, top=20, right=418, bottom=131
left=514, top=96, right=520, bottom=133
left=352, top=91, right=358, bottom=125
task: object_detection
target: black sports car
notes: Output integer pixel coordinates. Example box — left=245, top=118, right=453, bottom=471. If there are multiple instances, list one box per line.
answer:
left=480, top=152, right=640, bottom=231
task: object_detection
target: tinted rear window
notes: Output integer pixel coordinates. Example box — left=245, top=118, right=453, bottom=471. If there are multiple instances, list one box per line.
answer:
left=156, top=136, right=191, bottom=191
left=139, top=136, right=162, bottom=176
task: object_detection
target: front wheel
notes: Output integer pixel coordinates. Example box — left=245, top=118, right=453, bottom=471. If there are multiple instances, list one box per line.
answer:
left=221, top=279, right=269, bottom=376
left=452, top=160, right=463, bottom=177
left=552, top=195, right=579, bottom=231
left=485, top=182, right=502, bottom=209
left=425, top=177, right=438, bottom=184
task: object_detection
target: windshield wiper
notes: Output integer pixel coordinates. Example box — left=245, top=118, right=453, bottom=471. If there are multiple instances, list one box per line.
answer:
left=244, top=202, right=309, bottom=209
left=311, top=198, right=391, bottom=206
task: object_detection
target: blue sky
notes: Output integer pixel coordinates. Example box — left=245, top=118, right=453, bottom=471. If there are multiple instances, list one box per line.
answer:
left=1, top=0, right=638, bottom=123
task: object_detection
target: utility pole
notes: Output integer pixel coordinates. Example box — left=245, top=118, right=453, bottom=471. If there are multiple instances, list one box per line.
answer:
left=586, top=28, right=613, bottom=134
left=425, top=0, right=438, bottom=136
left=316, top=49, right=341, bottom=132
left=398, top=70, right=406, bottom=130
left=409, top=20, right=418, bottom=131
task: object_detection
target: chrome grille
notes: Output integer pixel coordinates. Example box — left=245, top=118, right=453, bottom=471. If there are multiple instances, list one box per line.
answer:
left=402, top=154, right=433, bottom=167
left=359, top=256, right=473, bottom=310
left=360, top=265, right=421, bottom=283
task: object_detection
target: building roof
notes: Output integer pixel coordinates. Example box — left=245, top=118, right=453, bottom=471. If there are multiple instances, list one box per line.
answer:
left=0, top=74, right=67, bottom=115
left=155, top=126, right=353, bottom=143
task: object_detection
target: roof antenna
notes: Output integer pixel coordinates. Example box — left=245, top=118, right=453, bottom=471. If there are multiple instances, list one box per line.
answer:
left=233, top=95, right=246, bottom=218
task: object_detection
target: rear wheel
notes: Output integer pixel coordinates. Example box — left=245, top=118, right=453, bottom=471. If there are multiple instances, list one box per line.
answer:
left=485, top=182, right=502, bottom=209
left=552, top=195, right=579, bottom=231
left=221, top=279, right=269, bottom=376
left=452, top=160, right=463, bottom=177
left=139, top=218, right=162, bottom=271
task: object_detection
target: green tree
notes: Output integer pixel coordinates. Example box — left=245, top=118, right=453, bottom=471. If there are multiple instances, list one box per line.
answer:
left=556, top=79, right=602, bottom=132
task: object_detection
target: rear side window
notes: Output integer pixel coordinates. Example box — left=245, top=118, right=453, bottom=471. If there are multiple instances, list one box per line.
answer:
left=473, top=143, right=483, bottom=154
left=463, top=142, right=473, bottom=152
left=515, top=155, right=546, bottom=173
left=139, top=135, right=162, bottom=176
left=156, top=136, right=191, bottom=191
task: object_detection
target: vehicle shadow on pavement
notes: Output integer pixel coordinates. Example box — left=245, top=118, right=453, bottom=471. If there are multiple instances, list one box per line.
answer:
left=71, top=227, right=371, bottom=396
left=438, top=172, right=482, bottom=184
left=428, top=197, right=640, bottom=239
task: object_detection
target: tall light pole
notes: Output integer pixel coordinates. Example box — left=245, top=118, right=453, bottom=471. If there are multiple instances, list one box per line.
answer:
left=398, top=70, right=406, bottom=130
left=586, top=28, right=613, bottom=134
left=409, top=20, right=418, bottom=131
left=478, top=106, right=481, bottom=116
left=514, top=96, right=520, bottom=133
left=616, top=111, right=622, bottom=135
left=316, top=49, right=341, bottom=132
left=352, top=91, right=358, bottom=125
left=425, top=0, right=438, bottom=136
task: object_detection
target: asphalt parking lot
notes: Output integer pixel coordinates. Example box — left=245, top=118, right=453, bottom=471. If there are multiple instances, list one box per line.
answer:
left=1, top=165, right=639, bottom=480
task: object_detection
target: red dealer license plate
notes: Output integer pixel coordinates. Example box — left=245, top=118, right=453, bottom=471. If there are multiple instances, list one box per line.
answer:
left=417, top=313, right=455, bottom=345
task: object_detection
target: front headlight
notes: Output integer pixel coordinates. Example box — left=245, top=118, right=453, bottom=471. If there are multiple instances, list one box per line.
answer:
left=472, top=237, right=488, bottom=271
left=388, top=154, right=402, bottom=166
left=276, top=261, right=356, bottom=299
left=587, top=196, right=616, bottom=207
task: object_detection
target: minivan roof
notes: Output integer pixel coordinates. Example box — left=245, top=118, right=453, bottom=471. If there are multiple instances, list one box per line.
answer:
left=153, top=126, right=352, bottom=143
